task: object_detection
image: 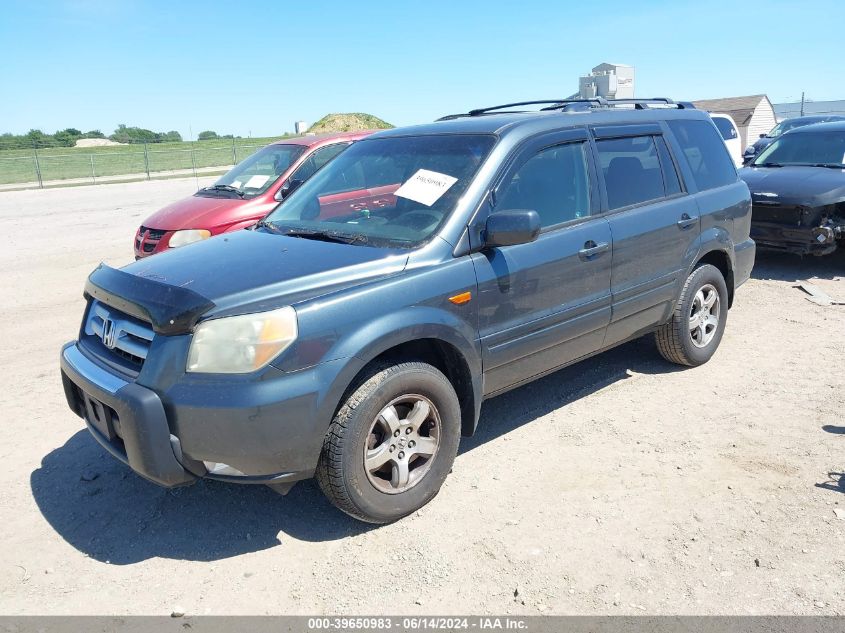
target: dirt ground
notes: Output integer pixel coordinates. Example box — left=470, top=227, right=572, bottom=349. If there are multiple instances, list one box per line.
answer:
left=0, top=178, right=843, bottom=616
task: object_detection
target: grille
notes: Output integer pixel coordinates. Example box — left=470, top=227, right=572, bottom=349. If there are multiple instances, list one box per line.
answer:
left=81, top=300, right=155, bottom=373
left=135, top=226, right=168, bottom=254
left=751, top=202, right=804, bottom=226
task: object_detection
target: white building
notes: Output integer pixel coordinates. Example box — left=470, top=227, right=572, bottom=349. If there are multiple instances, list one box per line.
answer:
left=294, top=120, right=308, bottom=135
left=577, top=63, right=635, bottom=100
left=693, top=95, right=776, bottom=149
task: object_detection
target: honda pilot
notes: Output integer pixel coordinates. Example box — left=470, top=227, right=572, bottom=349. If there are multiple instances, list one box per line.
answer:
left=60, top=98, right=755, bottom=523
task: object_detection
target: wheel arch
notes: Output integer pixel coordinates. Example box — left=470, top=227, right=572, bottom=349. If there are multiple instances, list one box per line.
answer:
left=305, top=307, right=484, bottom=441
left=692, top=248, right=735, bottom=307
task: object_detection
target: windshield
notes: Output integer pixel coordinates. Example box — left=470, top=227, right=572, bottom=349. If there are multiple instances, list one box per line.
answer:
left=261, top=134, right=496, bottom=248
left=202, top=143, right=306, bottom=198
left=767, top=118, right=822, bottom=138
left=753, top=131, right=845, bottom=167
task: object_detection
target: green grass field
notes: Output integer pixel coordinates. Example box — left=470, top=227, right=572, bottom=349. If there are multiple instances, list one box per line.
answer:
left=0, top=136, right=283, bottom=185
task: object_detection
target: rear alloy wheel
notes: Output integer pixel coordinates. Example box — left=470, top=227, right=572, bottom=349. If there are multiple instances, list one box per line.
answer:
left=655, top=264, right=729, bottom=367
left=316, top=362, right=460, bottom=523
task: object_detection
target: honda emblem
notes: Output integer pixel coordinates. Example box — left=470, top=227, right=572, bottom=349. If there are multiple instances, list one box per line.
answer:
left=101, top=318, right=118, bottom=349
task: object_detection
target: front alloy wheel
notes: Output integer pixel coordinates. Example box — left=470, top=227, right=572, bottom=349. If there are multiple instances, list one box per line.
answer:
left=365, top=395, right=440, bottom=494
left=316, top=361, right=461, bottom=523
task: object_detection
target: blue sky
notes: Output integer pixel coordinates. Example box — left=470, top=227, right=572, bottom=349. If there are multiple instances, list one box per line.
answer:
left=1, top=0, right=843, bottom=139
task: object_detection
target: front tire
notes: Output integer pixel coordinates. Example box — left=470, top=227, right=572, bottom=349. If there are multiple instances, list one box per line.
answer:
left=316, top=362, right=461, bottom=524
left=655, top=264, right=729, bottom=367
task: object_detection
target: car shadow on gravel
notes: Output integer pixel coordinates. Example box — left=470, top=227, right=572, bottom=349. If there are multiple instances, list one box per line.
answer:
left=751, top=248, right=845, bottom=283
left=460, top=336, right=683, bottom=455
left=30, top=433, right=375, bottom=564
left=815, top=472, right=845, bottom=494
left=32, top=336, right=681, bottom=564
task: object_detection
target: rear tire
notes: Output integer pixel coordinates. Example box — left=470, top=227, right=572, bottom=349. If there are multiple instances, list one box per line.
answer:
left=316, top=362, right=460, bottom=524
left=655, top=264, right=729, bottom=367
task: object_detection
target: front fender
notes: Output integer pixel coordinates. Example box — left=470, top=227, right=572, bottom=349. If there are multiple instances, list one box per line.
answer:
left=290, top=304, right=481, bottom=414
left=275, top=257, right=484, bottom=437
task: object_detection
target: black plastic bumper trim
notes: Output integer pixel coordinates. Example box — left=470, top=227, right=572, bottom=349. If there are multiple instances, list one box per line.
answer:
left=60, top=343, right=197, bottom=487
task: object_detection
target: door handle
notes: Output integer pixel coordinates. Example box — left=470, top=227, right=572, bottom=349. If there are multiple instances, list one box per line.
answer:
left=578, top=240, right=610, bottom=260
left=677, top=213, right=697, bottom=229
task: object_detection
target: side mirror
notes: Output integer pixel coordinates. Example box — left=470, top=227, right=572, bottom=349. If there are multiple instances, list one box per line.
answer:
left=759, top=133, right=766, bottom=138
left=485, top=209, right=541, bottom=247
left=275, top=178, right=305, bottom=201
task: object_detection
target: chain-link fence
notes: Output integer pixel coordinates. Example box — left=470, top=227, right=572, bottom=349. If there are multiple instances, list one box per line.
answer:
left=0, top=139, right=267, bottom=188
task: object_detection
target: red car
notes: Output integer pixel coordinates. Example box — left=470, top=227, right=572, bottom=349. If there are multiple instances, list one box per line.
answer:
left=134, top=131, right=372, bottom=258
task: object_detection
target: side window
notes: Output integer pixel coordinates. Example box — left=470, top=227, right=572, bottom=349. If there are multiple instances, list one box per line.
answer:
left=290, top=143, right=349, bottom=182
left=667, top=120, right=738, bottom=191
left=596, top=135, right=666, bottom=210
left=496, top=142, right=590, bottom=228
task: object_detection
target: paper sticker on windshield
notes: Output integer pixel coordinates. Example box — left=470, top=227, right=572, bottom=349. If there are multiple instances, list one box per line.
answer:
left=244, top=174, right=270, bottom=189
left=230, top=180, right=242, bottom=189
left=394, top=169, right=458, bottom=206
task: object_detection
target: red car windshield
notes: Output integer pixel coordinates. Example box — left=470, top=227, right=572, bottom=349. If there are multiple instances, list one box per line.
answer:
left=262, top=134, right=496, bottom=248
left=202, top=144, right=306, bottom=199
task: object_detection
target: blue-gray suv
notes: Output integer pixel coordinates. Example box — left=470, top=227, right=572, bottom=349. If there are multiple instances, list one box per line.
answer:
left=60, top=98, right=756, bottom=523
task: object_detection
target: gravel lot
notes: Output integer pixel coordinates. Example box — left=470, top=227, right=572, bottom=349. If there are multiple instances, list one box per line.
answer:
left=0, top=179, right=843, bottom=616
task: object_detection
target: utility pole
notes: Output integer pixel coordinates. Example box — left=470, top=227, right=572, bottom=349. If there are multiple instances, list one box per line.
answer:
left=800, top=91, right=805, bottom=117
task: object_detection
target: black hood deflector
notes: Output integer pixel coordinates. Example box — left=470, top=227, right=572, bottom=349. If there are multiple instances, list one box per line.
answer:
left=84, top=264, right=215, bottom=335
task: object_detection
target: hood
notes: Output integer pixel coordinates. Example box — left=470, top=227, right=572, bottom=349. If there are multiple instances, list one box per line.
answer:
left=739, top=166, right=845, bottom=207
left=142, top=194, right=274, bottom=231
left=117, top=228, right=409, bottom=326
left=751, top=136, right=774, bottom=153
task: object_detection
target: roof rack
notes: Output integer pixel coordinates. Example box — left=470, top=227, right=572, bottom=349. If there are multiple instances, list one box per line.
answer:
left=593, top=97, right=696, bottom=110
left=436, top=97, right=696, bottom=120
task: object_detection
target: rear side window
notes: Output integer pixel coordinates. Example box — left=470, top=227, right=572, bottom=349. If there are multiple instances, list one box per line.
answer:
left=668, top=120, right=737, bottom=191
left=496, top=142, right=591, bottom=228
left=712, top=117, right=738, bottom=140
left=596, top=135, right=667, bottom=210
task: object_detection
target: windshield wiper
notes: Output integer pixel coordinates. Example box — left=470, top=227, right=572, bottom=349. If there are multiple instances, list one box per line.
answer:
left=753, top=162, right=783, bottom=168
left=257, top=224, right=369, bottom=244
left=282, top=228, right=369, bottom=245
left=809, top=163, right=845, bottom=169
left=253, top=218, right=284, bottom=234
left=200, top=184, right=244, bottom=197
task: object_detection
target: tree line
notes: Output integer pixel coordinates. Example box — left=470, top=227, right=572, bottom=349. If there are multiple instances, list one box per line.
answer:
left=0, top=124, right=187, bottom=150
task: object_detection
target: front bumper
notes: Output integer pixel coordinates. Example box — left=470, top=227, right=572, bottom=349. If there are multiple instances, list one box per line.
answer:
left=60, top=342, right=328, bottom=488
left=750, top=221, right=840, bottom=256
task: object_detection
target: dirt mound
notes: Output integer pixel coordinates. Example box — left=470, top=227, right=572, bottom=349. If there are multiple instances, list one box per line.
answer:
left=74, top=138, right=126, bottom=148
left=307, top=113, right=392, bottom=134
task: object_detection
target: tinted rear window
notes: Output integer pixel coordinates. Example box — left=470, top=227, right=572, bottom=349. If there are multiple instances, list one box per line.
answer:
left=668, top=120, right=737, bottom=191
left=712, top=117, right=738, bottom=140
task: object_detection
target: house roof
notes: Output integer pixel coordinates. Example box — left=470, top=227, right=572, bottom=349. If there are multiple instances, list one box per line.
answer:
left=692, top=94, right=772, bottom=126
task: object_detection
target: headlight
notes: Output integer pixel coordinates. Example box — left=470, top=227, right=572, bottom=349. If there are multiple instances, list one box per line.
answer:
left=187, top=306, right=298, bottom=373
left=169, top=229, right=211, bottom=248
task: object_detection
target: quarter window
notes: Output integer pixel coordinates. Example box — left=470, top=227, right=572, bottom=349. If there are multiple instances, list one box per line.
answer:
left=655, top=136, right=682, bottom=196
left=668, top=120, right=737, bottom=191
left=496, top=142, right=591, bottom=228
